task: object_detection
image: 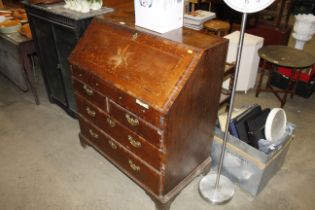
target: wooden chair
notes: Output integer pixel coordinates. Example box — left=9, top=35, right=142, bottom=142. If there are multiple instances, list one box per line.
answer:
left=204, top=19, right=231, bottom=37
left=219, top=62, right=236, bottom=110
left=185, top=0, right=213, bottom=11
left=202, top=19, right=234, bottom=110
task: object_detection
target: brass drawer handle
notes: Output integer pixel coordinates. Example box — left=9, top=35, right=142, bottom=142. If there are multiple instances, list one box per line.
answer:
left=125, top=114, right=139, bottom=127
left=106, top=117, right=116, bottom=127
left=83, top=85, right=94, bottom=96
left=128, top=135, right=141, bottom=148
left=108, top=140, right=117, bottom=150
left=128, top=160, right=140, bottom=172
left=89, top=129, right=99, bottom=139
left=86, top=107, right=96, bottom=117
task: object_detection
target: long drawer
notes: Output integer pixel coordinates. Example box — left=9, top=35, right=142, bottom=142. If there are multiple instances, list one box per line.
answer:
left=76, top=93, right=164, bottom=170
left=78, top=116, right=163, bottom=195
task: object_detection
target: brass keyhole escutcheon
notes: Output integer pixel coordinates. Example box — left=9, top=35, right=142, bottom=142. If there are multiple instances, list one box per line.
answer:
left=106, top=117, right=116, bottom=128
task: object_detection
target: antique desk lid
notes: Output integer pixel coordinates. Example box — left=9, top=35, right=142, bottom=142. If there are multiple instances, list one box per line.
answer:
left=69, top=17, right=225, bottom=112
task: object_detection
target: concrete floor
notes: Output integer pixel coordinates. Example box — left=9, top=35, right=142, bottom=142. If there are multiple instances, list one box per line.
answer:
left=1, top=37, right=315, bottom=209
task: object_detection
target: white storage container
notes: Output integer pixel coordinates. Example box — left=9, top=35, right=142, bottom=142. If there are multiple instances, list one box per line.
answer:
left=134, top=0, right=184, bottom=33
left=223, top=31, right=264, bottom=93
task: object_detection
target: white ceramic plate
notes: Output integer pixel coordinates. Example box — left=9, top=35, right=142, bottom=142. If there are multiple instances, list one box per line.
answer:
left=265, top=108, right=287, bottom=142
left=0, top=10, right=12, bottom=14
left=0, top=23, right=21, bottom=34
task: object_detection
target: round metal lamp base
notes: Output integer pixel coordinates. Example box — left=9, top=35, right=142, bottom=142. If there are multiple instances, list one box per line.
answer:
left=199, top=174, right=235, bottom=204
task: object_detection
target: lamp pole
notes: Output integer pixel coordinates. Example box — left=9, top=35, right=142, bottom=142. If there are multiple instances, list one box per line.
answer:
left=199, top=13, right=247, bottom=204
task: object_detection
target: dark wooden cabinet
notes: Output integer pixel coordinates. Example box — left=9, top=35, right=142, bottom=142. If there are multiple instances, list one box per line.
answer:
left=23, top=2, right=112, bottom=116
left=69, top=15, right=227, bottom=209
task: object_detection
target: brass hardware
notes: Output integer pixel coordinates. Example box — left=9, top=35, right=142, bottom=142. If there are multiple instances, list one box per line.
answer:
left=128, top=160, right=140, bottom=172
left=89, top=129, right=99, bottom=139
left=106, top=117, right=116, bottom=127
left=86, top=107, right=96, bottom=117
left=125, top=114, right=139, bottom=126
left=132, top=33, right=138, bottom=41
left=128, top=135, right=141, bottom=148
left=83, top=85, right=93, bottom=96
left=108, top=140, right=117, bottom=150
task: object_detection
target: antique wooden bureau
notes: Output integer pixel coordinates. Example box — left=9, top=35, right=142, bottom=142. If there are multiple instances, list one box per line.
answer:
left=69, top=15, right=227, bottom=209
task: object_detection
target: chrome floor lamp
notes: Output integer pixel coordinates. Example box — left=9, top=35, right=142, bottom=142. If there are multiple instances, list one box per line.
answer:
left=199, top=0, right=275, bottom=204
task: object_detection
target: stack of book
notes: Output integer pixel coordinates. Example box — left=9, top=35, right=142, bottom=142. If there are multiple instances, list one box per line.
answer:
left=183, top=10, right=216, bottom=30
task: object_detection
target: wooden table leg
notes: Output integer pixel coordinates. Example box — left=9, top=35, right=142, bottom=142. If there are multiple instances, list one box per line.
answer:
left=291, top=68, right=303, bottom=99
left=191, top=3, right=195, bottom=12
left=265, top=64, right=275, bottom=89
left=281, top=83, right=291, bottom=108
left=20, top=41, right=40, bottom=105
left=256, top=60, right=268, bottom=97
left=281, top=68, right=298, bottom=108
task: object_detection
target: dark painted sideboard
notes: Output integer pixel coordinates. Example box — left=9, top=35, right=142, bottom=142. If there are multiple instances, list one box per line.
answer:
left=23, top=2, right=113, bottom=116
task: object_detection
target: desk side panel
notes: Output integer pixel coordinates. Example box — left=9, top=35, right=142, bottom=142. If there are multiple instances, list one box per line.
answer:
left=164, top=41, right=228, bottom=194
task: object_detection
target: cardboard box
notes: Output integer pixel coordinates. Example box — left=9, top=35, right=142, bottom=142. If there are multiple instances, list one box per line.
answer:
left=212, top=123, right=295, bottom=196
left=134, top=0, right=184, bottom=33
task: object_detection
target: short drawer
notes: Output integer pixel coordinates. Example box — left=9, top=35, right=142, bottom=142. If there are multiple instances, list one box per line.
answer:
left=75, top=92, right=106, bottom=125
left=76, top=94, right=164, bottom=170
left=78, top=117, right=162, bottom=195
left=73, top=78, right=107, bottom=111
left=109, top=100, right=163, bottom=149
left=103, top=88, right=165, bottom=129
